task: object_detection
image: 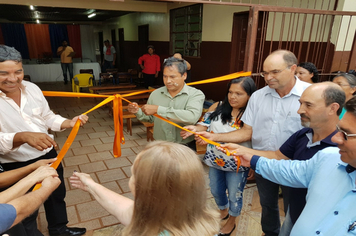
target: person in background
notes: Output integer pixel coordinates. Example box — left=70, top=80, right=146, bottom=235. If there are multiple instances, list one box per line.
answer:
left=102, top=39, right=116, bottom=73
left=138, top=45, right=160, bottom=88
left=0, top=165, right=60, bottom=234
left=70, top=141, right=220, bottom=236
left=221, top=96, right=356, bottom=236
left=57, top=40, right=75, bottom=85
left=295, top=62, right=319, bottom=84
left=333, top=73, right=356, bottom=119
left=128, top=57, right=204, bottom=149
left=173, top=53, right=192, bottom=83
left=181, top=77, right=256, bottom=236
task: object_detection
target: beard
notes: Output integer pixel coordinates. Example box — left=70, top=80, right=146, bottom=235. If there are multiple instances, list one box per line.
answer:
left=300, top=115, right=310, bottom=127
left=301, top=120, right=310, bottom=127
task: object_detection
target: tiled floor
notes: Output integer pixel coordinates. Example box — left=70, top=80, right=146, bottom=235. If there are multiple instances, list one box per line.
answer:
left=35, top=82, right=285, bottom=236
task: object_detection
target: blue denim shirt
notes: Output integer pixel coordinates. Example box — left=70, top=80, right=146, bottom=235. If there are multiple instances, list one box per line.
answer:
left=251, top=147, right=356, bottom=236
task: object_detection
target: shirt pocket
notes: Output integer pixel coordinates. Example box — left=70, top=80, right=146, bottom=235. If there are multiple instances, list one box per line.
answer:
left=32, top=107, right=42, bottom=116
left=283, top=115, right=301, bottom=136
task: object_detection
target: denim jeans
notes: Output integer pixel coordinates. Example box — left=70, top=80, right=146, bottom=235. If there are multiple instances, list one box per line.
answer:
left=209, top=167, right=249, bottom=217
left=255, top=173, right=290, bottom=236
left=61, top=63, right=73, bottom=82
left=279, top=206, right=293, bottom=236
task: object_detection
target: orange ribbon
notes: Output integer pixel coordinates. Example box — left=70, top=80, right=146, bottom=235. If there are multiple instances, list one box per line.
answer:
left=33, top=71, right=250, bottom=191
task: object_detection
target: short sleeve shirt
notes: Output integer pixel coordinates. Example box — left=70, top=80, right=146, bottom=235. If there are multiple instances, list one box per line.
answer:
left=241, top=78, right=310, bottom=151
left=0, top=204, right=16, bottom=234
left=57, top=46, right=74, bottom=63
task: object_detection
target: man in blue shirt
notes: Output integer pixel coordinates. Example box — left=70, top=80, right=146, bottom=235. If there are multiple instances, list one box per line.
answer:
left=222, top=96, right=356, bottom=236
left=222, top=82, right=345, bottom=235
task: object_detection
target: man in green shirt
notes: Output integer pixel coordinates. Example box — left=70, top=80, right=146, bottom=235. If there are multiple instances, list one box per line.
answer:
left=128, top=57, right=205, bottom=144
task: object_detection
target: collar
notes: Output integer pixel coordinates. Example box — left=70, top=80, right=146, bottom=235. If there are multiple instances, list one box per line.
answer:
left=0, top=82, right=26, bottom=98
left=161, top=83, right=188, bottom=97
left=265, top=76, right=308, bottom=98
left=305, top=128, right=338, bottom=148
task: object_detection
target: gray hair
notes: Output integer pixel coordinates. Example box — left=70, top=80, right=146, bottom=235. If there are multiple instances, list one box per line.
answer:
left=163, top=57, right=187, bottom=76
left=322, top=83, right=346, bottom=116
left=333, top=73, right=356, bottom=95
left=0, top=45, right=22, bottom=62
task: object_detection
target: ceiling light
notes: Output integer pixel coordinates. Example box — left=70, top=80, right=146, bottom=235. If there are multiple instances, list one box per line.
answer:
left=85, top=9, right=95, bottom=15
left=88, top=13, right=96, bottom=18
left=36, top=19, right=40, bottom=24
left=30, top=5, right=34, bottom=10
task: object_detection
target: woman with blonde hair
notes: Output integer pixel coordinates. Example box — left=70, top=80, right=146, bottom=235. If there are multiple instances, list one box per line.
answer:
left=69, top=141, right=219, bottom=236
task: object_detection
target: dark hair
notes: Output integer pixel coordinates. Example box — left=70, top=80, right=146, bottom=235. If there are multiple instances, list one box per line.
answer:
left=147, top=45, right=155, bottom=50
left=104, top=40, right=110, bottom=43
left=322, top=84, right=346, bottom=116
left=209, top=77, right=257, bottom=125
left=298, top=62, right=319, bottom=83
left=0, top=45, right=22, bottom=62
left=345, top=96, right=356, bottom=116
left=333, top=73, right=356, bottom=95
left=162, top=57, right=187, bottom=75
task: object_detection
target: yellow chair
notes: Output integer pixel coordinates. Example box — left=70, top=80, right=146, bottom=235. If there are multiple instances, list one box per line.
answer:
left=72, top=73, right=94, bottom=93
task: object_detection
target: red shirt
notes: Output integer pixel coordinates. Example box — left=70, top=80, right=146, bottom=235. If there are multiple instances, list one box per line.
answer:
left=138, top=54, right=160, bottom=74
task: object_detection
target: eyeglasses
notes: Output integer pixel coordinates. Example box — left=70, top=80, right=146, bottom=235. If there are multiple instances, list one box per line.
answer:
left=336, top=125, right=356, bottom=140
left=336, top=83, right=351, bottom=87
left=260, top=66, right=291, bottom=78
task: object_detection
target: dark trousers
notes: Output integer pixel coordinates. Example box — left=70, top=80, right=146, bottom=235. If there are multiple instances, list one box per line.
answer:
left=1, top=149, right=68, bottom=235
left=102, top=60, right=114, bottom=73
left=61, top=63, right=73, bottom=82
left=143, top=73, right=155, bottom=88
left=3, top=222, right=28, bottom=236
left=255, top=173, right=290, bottom=236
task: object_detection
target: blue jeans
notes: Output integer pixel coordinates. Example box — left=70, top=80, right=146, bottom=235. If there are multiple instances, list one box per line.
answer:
left=61, top=63, right=73, bottom=82
left=279, top=206, right=293, bottom=236
left=209, top=167, right=249, bottom=217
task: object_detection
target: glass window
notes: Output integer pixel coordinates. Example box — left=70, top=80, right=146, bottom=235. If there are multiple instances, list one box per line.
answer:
left=170, top=4, right=203, bottom=57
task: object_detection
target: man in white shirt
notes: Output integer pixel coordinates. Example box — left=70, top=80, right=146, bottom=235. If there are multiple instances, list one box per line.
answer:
left=0, top=45, right=88, bottom=236
left=196, top=50, right=310, bottom=236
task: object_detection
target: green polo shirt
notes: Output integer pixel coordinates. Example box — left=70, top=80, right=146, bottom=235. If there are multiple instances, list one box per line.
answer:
left=135, top=84, right=205, bottom=144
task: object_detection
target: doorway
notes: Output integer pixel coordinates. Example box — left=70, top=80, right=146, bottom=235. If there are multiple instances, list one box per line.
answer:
left=138, top=24, right=149, bottom=56
left=98, top=31, right=103, bottom=65
left=118, top=28, right=125, bottom=71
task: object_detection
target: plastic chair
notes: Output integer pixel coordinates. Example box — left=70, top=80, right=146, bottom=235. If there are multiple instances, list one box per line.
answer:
left=72, top=73, right=94, bottom=94
left=80, top=69, right=95, bottom=85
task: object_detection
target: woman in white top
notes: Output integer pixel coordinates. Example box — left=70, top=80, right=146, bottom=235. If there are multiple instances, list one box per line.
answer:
left=70, top=141, right=219, bottom=236
left=181, top=77, right=256, bottom=236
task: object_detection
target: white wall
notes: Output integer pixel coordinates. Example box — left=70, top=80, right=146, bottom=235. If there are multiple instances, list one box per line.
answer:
left=202, top=4, right=249, bottom=42
left=94, top=12, right=169, bottom=42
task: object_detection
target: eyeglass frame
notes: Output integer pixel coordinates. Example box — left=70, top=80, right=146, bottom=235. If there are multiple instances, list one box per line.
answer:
left=336, top=125, right=356, bottom=141
left=260, top=65, right=292, bottom=78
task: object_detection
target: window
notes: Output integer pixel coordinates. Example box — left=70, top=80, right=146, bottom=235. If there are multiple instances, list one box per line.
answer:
left=170, top=4, right=203, bottom=57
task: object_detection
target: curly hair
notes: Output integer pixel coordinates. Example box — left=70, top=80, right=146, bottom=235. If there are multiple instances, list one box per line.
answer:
left=298, top=62, right=319, bottom=83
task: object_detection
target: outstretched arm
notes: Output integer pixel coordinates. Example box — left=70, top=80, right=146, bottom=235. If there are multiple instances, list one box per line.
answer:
left=0, top=158, right=56, bottom=188
left=196, top=123, right=252, bottom=145
left=0, top=166, right=59, bottom=203
left=8, top=175, right=60, bottom=227
left=70, top=172, right=134, bottom=226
